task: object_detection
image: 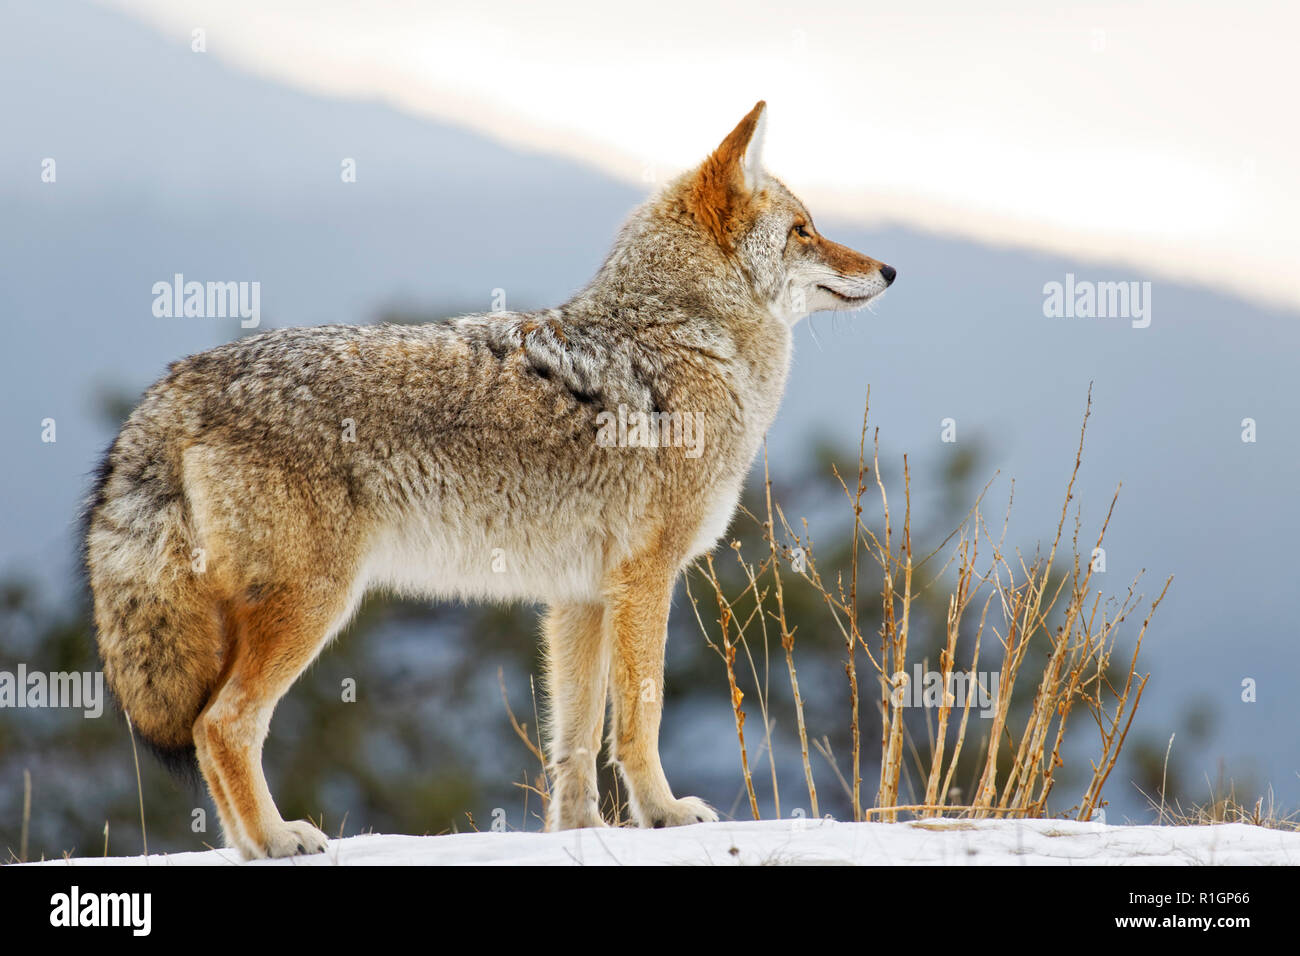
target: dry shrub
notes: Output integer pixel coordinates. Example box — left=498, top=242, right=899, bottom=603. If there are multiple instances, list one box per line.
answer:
left=689, top=388, right=1171, bottom=824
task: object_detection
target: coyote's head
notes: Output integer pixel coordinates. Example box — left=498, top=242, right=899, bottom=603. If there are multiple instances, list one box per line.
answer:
left=656, top=100, right=895, bottom=325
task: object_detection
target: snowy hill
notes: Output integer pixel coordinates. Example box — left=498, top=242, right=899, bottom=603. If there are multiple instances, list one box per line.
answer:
left=31, top=819, right=1300, bottom=866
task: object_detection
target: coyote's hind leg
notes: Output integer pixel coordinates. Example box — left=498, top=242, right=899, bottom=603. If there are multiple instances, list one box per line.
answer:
left=543, top=602, right=611, bottom=830
left=193, top=578, right=354, bottom=859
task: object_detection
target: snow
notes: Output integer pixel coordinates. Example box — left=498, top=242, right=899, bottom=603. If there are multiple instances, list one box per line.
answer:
left=30, top=818, right=1300, bottom=866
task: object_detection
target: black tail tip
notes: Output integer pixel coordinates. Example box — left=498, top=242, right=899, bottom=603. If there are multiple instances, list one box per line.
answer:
left=136, top=735, right=202, bottom=791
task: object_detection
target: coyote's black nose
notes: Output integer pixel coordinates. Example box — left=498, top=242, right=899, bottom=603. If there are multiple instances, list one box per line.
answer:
left=880, top=264, right=897, bottom=286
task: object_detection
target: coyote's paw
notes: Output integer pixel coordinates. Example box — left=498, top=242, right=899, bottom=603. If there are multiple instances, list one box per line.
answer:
left=547, top=756, right=608, bottom=831
left=262, top=819, right=329, bottom=859
left=644, top=796, right=718, bottom=829
left=549, top=804, right=610, bottom=831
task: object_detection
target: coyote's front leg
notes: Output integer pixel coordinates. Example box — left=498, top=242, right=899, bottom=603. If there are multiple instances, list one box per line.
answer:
left=604, top=551, right=718, bottom=829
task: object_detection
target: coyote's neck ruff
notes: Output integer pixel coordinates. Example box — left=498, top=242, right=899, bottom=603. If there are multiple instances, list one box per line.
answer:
left=85, top=101, right=894, bottom=858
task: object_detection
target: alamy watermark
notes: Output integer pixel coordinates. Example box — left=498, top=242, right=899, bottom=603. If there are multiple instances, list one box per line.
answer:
left=152, top=273, right=260, bottom=328
left=0, top=665, right=104, bottom=717
left=890, top=664, right=1000, bottom=718
left=1043, top=273, right=1151, bottom=328
left=50, top=886, right=150, bottom=936
left=596, top=403, right=704, bottom=458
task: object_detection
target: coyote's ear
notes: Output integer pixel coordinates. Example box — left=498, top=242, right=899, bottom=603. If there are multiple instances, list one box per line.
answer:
left=689, top=100, right=767, bottom=249
left=736, top=101, right=767, bottom=192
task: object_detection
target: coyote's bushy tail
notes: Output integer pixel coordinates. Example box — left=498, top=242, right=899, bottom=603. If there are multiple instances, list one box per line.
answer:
left=83, top=434, right=223, bottom=781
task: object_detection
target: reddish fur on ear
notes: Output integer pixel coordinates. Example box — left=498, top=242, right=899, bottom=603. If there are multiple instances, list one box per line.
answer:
left=688, top=100, right=766, bottom=250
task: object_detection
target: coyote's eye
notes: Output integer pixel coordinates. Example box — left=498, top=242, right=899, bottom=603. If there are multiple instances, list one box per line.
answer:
left=792, top=224, right=811, bottom=240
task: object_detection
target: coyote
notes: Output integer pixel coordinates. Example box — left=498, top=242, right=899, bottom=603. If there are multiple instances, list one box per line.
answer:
left=84, top=101, right=894, bottom=858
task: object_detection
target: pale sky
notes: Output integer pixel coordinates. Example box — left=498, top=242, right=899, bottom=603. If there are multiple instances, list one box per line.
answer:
left=100, top=0, right=1300, bottom=310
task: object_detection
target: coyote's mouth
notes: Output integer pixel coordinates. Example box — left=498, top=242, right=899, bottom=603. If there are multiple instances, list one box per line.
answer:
left=817, top=284, right=874, bottom=305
